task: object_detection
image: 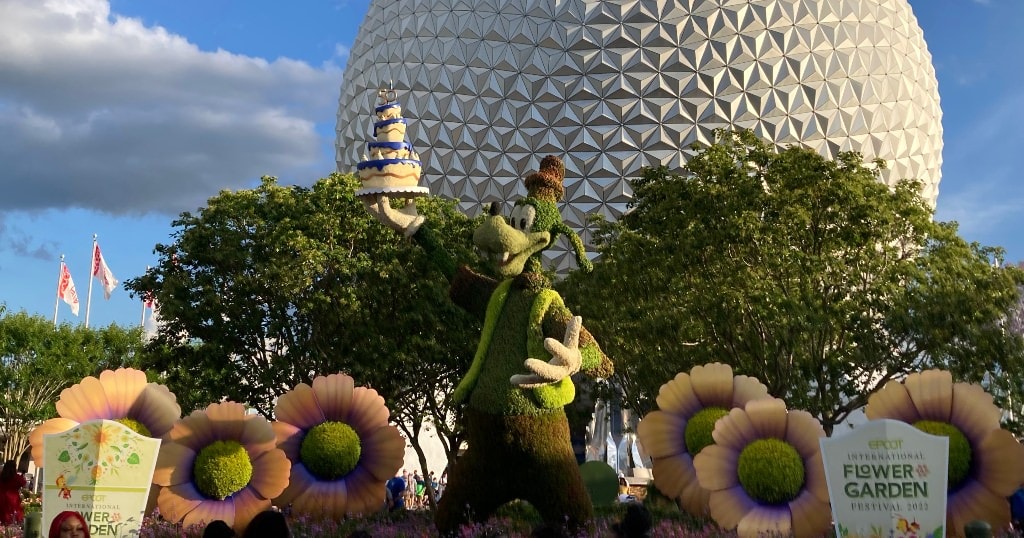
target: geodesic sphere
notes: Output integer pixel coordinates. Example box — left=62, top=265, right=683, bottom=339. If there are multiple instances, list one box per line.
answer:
left=336, top=0, right=942, bottom=271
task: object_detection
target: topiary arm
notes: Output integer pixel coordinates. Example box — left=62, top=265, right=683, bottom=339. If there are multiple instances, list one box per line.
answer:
left=552, top=222, right=593, bottom=273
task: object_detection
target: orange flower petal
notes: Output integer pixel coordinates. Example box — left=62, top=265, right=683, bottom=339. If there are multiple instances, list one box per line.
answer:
left=950, top=382, right=1001, bottom=446
left=737, top=504, right=792, bottom=538
left=802, top=452, right=829, bottom=503
left=731, top=375, right=770, bottom=408
left=170, top=409, right=218, bottom=452
left=180, top=496, right=234, bottom=529
left=650, top=453, right=693, bottom=500
left=157, top=482, right=204, bottom=523
left=274, top=462, right=316, bottom=508
left=347, top=387, right=390, bottom=433
left=948, top=479, right=1012, bottom=536
left=974, top=429, right=1024, bottom=497
left=678, top=478, right=711, bottom=517
left=745, top=399, right=787, bottom=439
left=131, top=383, right=181, bottom=439
left=272, top=421, right=303, bottom=461
left=865, top=378, right=919, bottom=423
left=29, top=417, right=79, bottom=467
left=313, top=373, right=354, bottom=423
left=205, top=401, right=247, bottom=442
left=152, top=442, right=197, bottom=487
left=249, top=448, right=291, bottom=500
left=98, top=368, right=148, bottom=418
left=637, top=410, right=686, bottom=459
left=712, top=407, right=757, bottom=450
left=784, top=409, right=826, bottom=460
left=273, top=383, right=325, bottom=431
left=655, top=372, right=702, bottom=417
left=708, top=486, right=757, bottom=531
left=56, top=376, right=112, bottom=422
left=690, top=363, right=736, bottom=408
left=228, top=488, right=271, bottom=535
left=361, top=426, right=406, bottom=481
left=905, top=369, right=953, bottom=422
left=694, top=444, right=739, bottom=491
left=239, top=414, right=277, bottom=459
left=789, top=489, right=832, bottom=538
left=343, top=467, right=380, bottom=516
left=292, top=480, right=337, bottom=517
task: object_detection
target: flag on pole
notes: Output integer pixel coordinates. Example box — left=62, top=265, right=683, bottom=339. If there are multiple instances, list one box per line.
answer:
left=58, top=262, right=80, bottom=316
left=92, top=242, right=119, bottom=300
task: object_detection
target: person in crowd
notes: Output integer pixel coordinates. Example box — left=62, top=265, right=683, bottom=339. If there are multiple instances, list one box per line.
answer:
left=202, top=519, right=236, bottom=538
left=242, top=510, right=291, bottom=538
left=48, top=511, right=89, bottom=538
left=386, top=472, right=407, bottom=511
left=403, top=472, right=416, bottom=509
left=0, top=460, right=26, bottom=525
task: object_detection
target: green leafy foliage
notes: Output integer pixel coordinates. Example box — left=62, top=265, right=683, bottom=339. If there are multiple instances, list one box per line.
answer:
left=560, top=130, right=1024, bottom=433
left=0, top=308, right=144, bottom=461
left=125, top=173, right=481, bottom=474
left=737, top=438, right=804, bottom=504
left=300, top=421, right=361, bottom=480
left=914, top=420, right=971, bottom=489
left=194, top=440, right=252, bottom=500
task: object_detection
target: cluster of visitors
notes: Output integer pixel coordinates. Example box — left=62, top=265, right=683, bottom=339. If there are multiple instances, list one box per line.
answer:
left=0, top=460, right=26, bottom=527
left=385, top=469, right=445, bottom=511
left=203, top=509, right=291, bottom=538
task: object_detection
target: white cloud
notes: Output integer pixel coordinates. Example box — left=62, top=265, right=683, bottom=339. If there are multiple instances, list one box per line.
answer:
left=0, top=0, right=343, bottom=215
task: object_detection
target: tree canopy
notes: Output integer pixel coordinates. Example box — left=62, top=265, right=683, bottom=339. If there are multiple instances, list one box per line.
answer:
left=126, top=173, right=482, bottom=467
left=0, top=307, right=144, bottom=461
left=560, top=130, right=1024, bottom=433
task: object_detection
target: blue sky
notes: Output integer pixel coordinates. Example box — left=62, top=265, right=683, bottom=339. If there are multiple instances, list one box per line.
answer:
left=0, top=0, right=1021, bottom=329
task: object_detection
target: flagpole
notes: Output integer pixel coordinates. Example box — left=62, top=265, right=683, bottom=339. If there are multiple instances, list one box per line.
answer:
left=53, top=254, right=65, bottom=327
left=140, top=265, right=149, bottom=327
left=85, top=234, right=97, bottom=328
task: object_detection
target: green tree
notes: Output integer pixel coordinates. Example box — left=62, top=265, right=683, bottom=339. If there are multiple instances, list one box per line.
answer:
left=126, top=173, right=481, bottom=471
left=561, top=130, right=1024, bottom=434
left=0, top=308, right=144, bottom=462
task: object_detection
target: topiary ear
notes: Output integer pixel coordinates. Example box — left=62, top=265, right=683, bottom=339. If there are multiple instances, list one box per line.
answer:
left=552, top=222, right=592, bottom=273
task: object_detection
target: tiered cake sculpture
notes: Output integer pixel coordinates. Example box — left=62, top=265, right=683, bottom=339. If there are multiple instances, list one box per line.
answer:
left=355, top=86, right=430, bottom=198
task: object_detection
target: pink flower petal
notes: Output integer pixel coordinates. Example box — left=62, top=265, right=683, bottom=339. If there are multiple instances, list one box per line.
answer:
left=170, top=409, right=218, bottom=451
left=690, top=363, right=736, bottom=408
left=275, top=462, right=317, bottom=508
left=650, top=453, right=694, bottom=500
left=130, top=383, right=181, bottom=439
left=947, top=479, right=1012, bottom=536
left=29, top=417, right=79, bottom=467
left=157, top=481, right=204, bottom=524
left=865, top=378, right=920, bottom=423
left=239, top=414, right=277, bottom=459
left=694, top=444, right=739, bottom=491
left=272, top=421, right=303, bottom=461
left=678, top=478, right=711, bottom=517
left=229, top=487, right=271, bottom=535
left=249, top=448, right=291, bottom=500
left=180, top=496, right=234, bottom=529
left=731, top=375, right=770, bottom=408
left=744, top=399, right=787, bottom=439
left=312, top=374, right=354, bottom=423
left=784, top=409, right=826, bottom=460
left=950, top=382, right=1001, bottom=447
left=274, top=383, right=325, bottom=431
left=97, top=368, right=148, bottom=418
left=655, top=372, right=702, bottom=418
left=905, top=369, right=953, bottom=422
left=346, top=387, right=390, bottom=434
left=637, top=410, right=687, bottom=458
left=712, top=407, right=757, bottom=450
left=360, top=425, right=405, bottom=481
left=343, top=466, right=381, bottom=516
left=152, top=442, right=197, bottom=487
left=802, top=452, right=830, bottom=503
left=292, top=479, right=340, bottom=517
left=789, top=489, right=832, bottom=538
left=708, top=486, right=757, bottom=531
left=737, top=504, right=792, bottom=538
left=204, top=401, right=247, bottom=442
left=56, top=376, right=112, bottom=422
left=974, top=429, right=1024, bottom=497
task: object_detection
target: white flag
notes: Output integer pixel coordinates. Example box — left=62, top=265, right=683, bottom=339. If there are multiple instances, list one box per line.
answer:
left=92, top=243, right=119, bottom=300
left=57, top=262, right=80, bottom=316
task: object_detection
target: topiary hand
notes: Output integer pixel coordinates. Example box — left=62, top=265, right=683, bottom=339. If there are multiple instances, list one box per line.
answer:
left=362, top=194, right=425, bottom=237
left=510, top=316, right=583, bottom=388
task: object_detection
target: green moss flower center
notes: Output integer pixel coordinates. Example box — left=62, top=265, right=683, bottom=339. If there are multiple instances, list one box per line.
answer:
left=193, top=440, right=252, bottom=500
left=300, top=421, right=361, bottom=480
left=914, top=420, right=971, bottom=489
left=737, top=439, right=804, bottom=505
left=685, top=407, right=729, bottom=455
left=115, top=418, right=152, bottom=437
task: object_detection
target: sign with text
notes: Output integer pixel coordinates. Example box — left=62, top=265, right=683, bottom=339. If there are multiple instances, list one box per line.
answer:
left=43, top=420, right=161, bottom=537
left=821, top=419, right=948, bottom=538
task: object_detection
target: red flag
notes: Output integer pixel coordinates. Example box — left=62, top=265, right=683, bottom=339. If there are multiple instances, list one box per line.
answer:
left=92, top=243, right=119, bottom=300
left=58, top=262, right=80, bottom=316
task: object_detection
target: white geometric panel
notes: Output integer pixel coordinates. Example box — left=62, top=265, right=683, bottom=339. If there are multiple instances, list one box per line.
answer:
left=337, top=0, right=942, bottom=272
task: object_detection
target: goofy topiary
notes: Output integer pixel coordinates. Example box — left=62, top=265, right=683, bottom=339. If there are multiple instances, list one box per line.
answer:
left=364, top=155, right=612, bottom=535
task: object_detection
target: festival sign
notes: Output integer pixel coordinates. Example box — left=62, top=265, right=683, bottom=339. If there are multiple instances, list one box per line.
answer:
left=43, top=419, right=161, bottom=537
left=821, top=419, right=948, bottom=538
